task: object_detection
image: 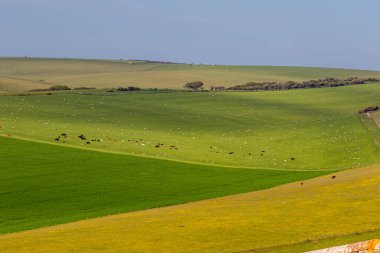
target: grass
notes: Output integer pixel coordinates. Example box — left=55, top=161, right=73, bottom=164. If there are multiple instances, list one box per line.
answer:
left=1, top=57, right=380, bottom=92
left=261, top=230, right=380, bottom=253
left=1, top=58, right=380, bottom=251
left=0, top=164, right=378, bottom=253
left=0, top=136, right=324, bottom=234
left=1, top=84, right=380, bottom=170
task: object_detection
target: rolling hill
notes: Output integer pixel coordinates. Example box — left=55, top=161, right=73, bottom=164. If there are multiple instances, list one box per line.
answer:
left=0, top=164, right=378, bottom=252
left=1, top=57, right=380, bottom=92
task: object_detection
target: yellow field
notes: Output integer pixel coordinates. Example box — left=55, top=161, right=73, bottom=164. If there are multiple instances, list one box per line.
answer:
left=1, top=57, right=380, bottom=92
left=0, top=165, right=379, bottom=253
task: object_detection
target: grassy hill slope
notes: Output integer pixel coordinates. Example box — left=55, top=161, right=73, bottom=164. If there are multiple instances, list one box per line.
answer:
left=1, top=57, right=380, bottom=92
left=1, top=84, right=380, bottom=170
left=0, top=165, right=378, bottom=253
left=0, top=136, right=323, bottom=234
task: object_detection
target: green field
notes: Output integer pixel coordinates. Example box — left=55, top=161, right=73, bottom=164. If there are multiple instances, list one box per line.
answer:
left=0, top=136, right=325, bottom=234
left=1, top=58, right=380, bottom=252
left=1, top=84, right=380, bottom=171
left=1, top=57, right=380, bottom=92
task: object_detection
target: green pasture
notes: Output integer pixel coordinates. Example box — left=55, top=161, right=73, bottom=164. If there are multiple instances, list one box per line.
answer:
left=1, top=84, right=380, bottom=170
left=0, top=136, right=324, bottom=234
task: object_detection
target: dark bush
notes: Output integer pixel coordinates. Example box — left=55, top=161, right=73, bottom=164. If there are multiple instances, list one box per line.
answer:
left=73, top=87, right=96, bottom=90
left=116, top=86, right=141, bottom=92
left=359, top=106, right=379, bottom=114
left=48, top=85, right=71, bottom=91
left=184, top=81, right=204, bottom=91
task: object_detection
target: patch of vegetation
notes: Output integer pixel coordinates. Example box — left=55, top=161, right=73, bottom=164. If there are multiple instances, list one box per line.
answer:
left=183, top=81, right=204, bottom=91
left=73, top=87, right=96, bottom=90
left=116, top=86, right=141, bottom=91
left=0, top=137, right=325, bottom=234
left=28, top=84, right=71, bottom=92
left=358, top=105, right=379, bottom=114
left=227, top=77, right=379, bottom=91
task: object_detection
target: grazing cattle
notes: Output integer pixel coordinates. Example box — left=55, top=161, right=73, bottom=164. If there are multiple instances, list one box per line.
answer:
left=290, top=157, right=295, bottom=160
left=331, top=175, right=336, bottom=179
left=86, top=142, right=91, bottom=145
left=78, top=134, right=86, bottom=140
left=61, top=133, right=67, bottom=138
left=55, top=138, right=60, bottom=141
left=155, top=144, right=160, bottom=148
left=301, top=182, right=304, bottom=186
left=228, top=152, right=234, bottom=155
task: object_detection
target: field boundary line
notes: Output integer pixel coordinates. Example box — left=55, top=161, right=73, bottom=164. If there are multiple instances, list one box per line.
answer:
left=0, top=166, right=348, bottom=239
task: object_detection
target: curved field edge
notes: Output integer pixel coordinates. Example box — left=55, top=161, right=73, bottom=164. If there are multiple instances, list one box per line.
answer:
left=0, top=164, right=378, bottom=253
left=0, top=136, right=325, bottom=235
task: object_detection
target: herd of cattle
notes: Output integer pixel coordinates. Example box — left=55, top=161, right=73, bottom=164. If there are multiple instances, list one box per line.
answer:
left=55, top=133, right=101, bottom=145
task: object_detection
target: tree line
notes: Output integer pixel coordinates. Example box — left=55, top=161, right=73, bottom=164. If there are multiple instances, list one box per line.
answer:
left=226, top=77, right=379, bottom=91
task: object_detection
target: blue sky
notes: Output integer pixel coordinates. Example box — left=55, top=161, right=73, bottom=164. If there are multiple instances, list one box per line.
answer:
left=0, top=0, right=379, bottom=69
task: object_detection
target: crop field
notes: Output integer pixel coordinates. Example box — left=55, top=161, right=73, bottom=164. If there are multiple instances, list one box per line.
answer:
left=0, top=165, right=379, bottom=253
left=1, top=84, right=380, bottom=171
left=1, top=57, right=380, bottom=92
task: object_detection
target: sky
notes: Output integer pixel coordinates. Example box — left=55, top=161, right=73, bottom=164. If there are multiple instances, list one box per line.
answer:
left=0, top=0, right=379, bottom=70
